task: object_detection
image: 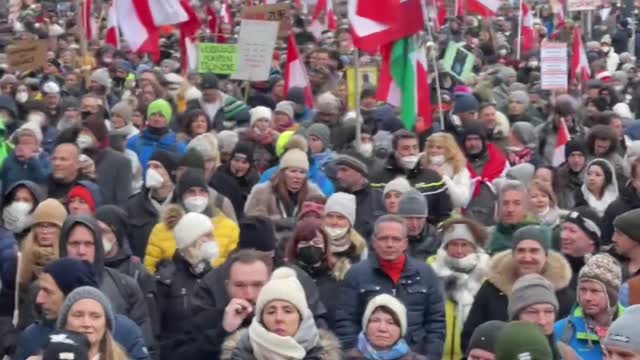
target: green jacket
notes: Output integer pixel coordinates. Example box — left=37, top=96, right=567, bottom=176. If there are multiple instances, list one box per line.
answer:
left=488, top=217, right=539, bottom=254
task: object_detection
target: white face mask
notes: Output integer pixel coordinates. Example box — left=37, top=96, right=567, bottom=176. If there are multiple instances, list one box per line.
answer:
left=400, top=155, right=420, bottom=169
left=505, top=146, right=525, bottom=153
left=3, top=201, right=33, bottom=233
left=184, top=196, right=209, bottom=213
left=201, top=241, right=220, bottom=262
left=324, top=226, right=349, bottom=240
left=358, top=143, right=373, bottom=157
left=15, top=91, right=28, bottom=104
left=429, top=154, right=446, bottom=165
left=444, top=252, right=479, bottom=273
left=76, top=134, right=94, bottom=150
left=103, top=238, right=114, bottom=254
left=145, top=169, right=165, bottom=189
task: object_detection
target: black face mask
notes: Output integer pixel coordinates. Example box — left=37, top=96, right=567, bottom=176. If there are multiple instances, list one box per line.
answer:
left=147, top=126, right=169, bottom=137
left=113, top=77, right=125, bottom=88
left=297, top=245, right=324, bottom=267
left=81, top=110, right=94, bottom=120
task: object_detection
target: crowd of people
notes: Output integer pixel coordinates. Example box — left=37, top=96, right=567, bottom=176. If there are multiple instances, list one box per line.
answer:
left=1, top=0, right=640, bottom=359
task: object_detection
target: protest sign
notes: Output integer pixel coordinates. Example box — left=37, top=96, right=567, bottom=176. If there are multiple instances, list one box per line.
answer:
left=6, top=40, right=48, bottom=73
left=231, top=20, right=279, bottom=82
left=442, top=43, right=475, bottom=82
left=198, top=43, right=238, bottom=74
left=567, top=0, right=601, bottom=11
left=241, top=3, right=290, bottom=37
left=346, top=67, right=378, bottom=110
left=541, top=41, right=568, bottom=91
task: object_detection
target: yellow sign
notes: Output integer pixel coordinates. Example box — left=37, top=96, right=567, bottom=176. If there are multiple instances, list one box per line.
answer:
left=346, top=67, right=378, bottom=111
left=199, top=43, right=239, bottom=74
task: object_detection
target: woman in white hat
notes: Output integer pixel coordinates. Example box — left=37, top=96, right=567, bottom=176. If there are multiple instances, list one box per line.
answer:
left=383, top=177, right=412, bottom=214
left=221, top=267, right=342, bottom=360
left=346, top=294, right=427, bottom=360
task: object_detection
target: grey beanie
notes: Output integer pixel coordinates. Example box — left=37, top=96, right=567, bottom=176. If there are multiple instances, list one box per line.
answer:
left=506, top=163, right=535, bottom=187
left=306, top=123, right=331, bottom=148
left=603, top=305, right=640, bottom=354
left=508, top=273, right=559, bottom=319
left=510, top=122, right=537, bottom=149
left=57, top=286, right=115, bottom=332
left=397, top=190, right=428, bottom=218
left=512, top=225, right=551, bottom=253
left=509, top=90, right=530, bottom=107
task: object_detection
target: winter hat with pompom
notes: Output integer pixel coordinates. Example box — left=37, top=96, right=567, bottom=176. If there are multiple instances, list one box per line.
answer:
left=255, top=267, right=309, bottom=317
left=250, top=106, right=273, bottom=127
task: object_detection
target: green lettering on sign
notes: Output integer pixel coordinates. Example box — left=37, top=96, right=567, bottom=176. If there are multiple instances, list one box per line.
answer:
left=199, top=43, right=239, bottom=75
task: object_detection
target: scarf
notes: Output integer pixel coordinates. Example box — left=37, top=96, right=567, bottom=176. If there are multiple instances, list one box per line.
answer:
left=431, top=248, right=489, bottom=328
left=580, top=183, right=618, bottom=217
left=357, top=332, right=410, bottom=360
left=536, top=206, right=561, bottom=228
left=507, top=147, right=533, bottom=165
left=248, top=127, right=276, bottom=145
left=378, top=255, right=406, bottom=285
left=466, top=143, right=507, bottom=198
left=248, top=309, right=320, bottom=360
left=31, top=245, right=57, bottom=277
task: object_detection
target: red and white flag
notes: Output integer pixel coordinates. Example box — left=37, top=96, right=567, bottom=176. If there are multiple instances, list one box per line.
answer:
left=285, top=33, right=314, bottom=108
left=309, top=0, right=338, bottom=38
left=179, top=0, right=201, bottom=74
left=571, top=26, right=591, bottom=84
left=105, top=3, right=120, bottom=48
left=552, top=117, right=571, bottom=166
left=520, top=1, right=536, bottom=54
left=115, top=0, right=188, bottom=59
left=220, top=0, right=232, bottom=25
left=466, top=0, right=502, bottom=17
left=348, top=0, right=425, bottom=53
left=81, top=0, right=96, bottom=40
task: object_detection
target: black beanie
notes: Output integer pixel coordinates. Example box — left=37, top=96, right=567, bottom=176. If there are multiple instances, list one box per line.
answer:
left=95, top=205, right=128, bottom=248
left=43, top=330, right=90, bottom=360
left=232, top=141, right=255, bottom=164
left=176, top=168, right=208, bottom=200
left=238, top=216, right=276, bottom=252
left=564, top=139, right=587, bottom=159
left=179, top=147, right=206, bottom=170
left=463, top=122, right=488, bottom=141
left=150, top=150, right=179, bottom=183
left=43, top=258, right=98, bottom=296
left=564, top=206, right=602, bottom=245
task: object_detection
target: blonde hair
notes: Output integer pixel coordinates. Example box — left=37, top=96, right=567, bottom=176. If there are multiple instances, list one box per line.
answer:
left=18, top=231, right=60, bottom=287
left=423, top=132, right=467, bottom=173
left=102, top=331, right=128, bottom=360
left=528, top=179, right=557, bottom=207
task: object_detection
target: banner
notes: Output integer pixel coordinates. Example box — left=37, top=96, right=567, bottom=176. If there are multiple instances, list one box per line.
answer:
left=567, top=0, right=601, bottom=11
left=6, top=40, right=48, bottom=73
left=541, top=41, right=568, bottom=90
left=346, top=67, right=378, bottom=110
left=198, top=43, right=238, bottom=74
left=231, top=20, right=279, bottom=82
left=441, top=43, right=475, bottom=82
left=241, top=3, right=291, bottom=37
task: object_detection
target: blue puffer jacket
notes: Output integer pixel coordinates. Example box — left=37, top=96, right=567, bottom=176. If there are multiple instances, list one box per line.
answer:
left=554, top=305, right=625, bottom=360
left=0, top=227, right=16, bottom=288
left=334, top=256, right=446, bottom=359
left=14, top=314, right=150, bottom=360
left=127, top=129, right=187, bottom=171
left=0, top=152, right=51, bottom=194
left=258, top=162, right=335, bottom=197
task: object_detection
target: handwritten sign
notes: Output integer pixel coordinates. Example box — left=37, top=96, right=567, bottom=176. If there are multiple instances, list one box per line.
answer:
left=541, top=42, right=568, bottom=90
left=346, top=67, right=378, bottom=111
left=241, top=3, right=290, bottom=37
left=567, top=0, right=601, bottom=11
left=231, top=20, right=279, bottom=82
left=199, top=43, right=238, bottom=74
left=6, top=40, right=48, bottom=73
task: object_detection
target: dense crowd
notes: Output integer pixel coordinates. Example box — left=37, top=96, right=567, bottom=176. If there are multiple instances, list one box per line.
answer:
left=1, top=0, right=640, bottom=360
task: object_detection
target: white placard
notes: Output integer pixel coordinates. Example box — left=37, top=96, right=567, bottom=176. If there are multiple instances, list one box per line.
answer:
left=231, top=20, right=279, bottom=82
left=541, top=42, right=568, bottom=91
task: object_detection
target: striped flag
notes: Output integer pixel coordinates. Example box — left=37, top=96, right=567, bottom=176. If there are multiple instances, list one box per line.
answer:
left=520, top=1, right=536, bottom=54
left=105, top=3, right=120, bottom=48
left=377, top=37, right=432, bottom=131
left=571, top=26, right=591, bottom=84
left=309, top=0, right=338, bottom=38
left=552, top=117, right=570, bottom=166
left=466, top=0, right=502, bottom=16
left=81, top=0, right=96, bottom=40
left=179, top=0, right=201, bottom=74
left=285, top=33, right=314, bottom=108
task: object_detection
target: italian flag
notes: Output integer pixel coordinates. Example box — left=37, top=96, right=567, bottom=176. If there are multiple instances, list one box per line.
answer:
left=377, top=36, right=432, bottom=131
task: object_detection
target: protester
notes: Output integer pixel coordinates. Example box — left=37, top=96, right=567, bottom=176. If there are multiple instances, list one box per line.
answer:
left=528, top=179, right=563, bottom=228
left=554, top=140, right=587, bottom=209
left=382, top=177, right=412, bottom=214
left=494, top=321, right=552, bottom=360
left=574, top=158, right=619, bottom=217
left=466, top=321, right=506, bottom=360
left=397, top=190, right=441, bottom=260
left=602, top=305, right=640, bottom=359
left=602, top=157, right=640, bottom=244
left=422, top=132, right=471, bottom=209
left=488, top=180, right=536, bottom=254
left=612, top=209, right=640, bottom=285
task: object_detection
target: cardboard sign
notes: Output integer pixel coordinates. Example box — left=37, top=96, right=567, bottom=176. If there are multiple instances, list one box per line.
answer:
left=567, top=0, right=601, bottom=10
left=346, top=67, right=378, bottom=111
left=541, top=41, right=568, bottom=90
left=199, top=43, right=238, bottom=74
left=6, top=40, right=48, bottom=73
left=241, top=3, right=290, bottom=37
left=231, top=20, right=279, bottom=82
left=442, top=43, right=475, bottom=82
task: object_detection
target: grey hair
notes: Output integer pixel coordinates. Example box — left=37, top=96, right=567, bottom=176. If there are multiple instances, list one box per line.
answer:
left=374, top=214, right=408, bottom=238
left=496, top=179, right=530, bottom=219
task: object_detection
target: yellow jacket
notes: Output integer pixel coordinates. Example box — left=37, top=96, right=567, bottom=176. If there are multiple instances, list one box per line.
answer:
left=144, top=205, right=239, bottom=273
left=427, top=256, right=463, bottom=360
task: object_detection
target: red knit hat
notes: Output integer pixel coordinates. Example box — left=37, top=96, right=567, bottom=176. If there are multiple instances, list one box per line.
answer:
left=298, top=201, right=325, bottom=220
left=67, top=185, right=96, bottom=213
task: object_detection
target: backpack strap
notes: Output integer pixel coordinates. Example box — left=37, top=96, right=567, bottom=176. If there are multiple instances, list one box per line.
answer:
left=629, top=275, right=640, bottom=305
left=560, top=320, right=575, bottom=345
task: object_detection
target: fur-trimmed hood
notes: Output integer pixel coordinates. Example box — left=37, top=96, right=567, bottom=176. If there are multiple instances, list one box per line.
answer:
left=221, top=328, right=342, bottom=360
left=161, top=204, right=186, bottom=230
left=487, top=249, right=572, bottom=295
left=332, top=229, right=368, bottom=281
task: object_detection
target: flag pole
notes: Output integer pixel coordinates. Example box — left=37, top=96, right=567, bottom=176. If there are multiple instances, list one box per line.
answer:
left=354, top=48, right=362, bottom=148
left=517, top=0, right=523, bottom=59
left=423, top=6, right=445, bottom=130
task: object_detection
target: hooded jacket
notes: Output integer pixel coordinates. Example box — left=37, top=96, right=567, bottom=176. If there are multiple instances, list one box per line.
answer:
left=126, top=128, right=187, bottom=171
left=0, top=151, right=51, bottom=195
left=209, top=162, right=260, bottom=220
left=574, top=158, right=619, bottom=217
left=144, top=204, right=239, bottom=274
left=461, top=249, right=575, bottom=352
left=58, top=215, right=155, bottom=353
left=124, top=188, right=165, bottom=259
left=92, top=147, right=133, bottom=206
left=554, top=162, right=585, bottom=209
left=586, top=125, right=626, bottom=175
left=602, top=181, right=640, bottom=245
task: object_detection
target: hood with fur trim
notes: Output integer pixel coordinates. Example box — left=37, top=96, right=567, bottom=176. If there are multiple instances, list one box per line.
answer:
left=221, top=328, right=342, bottom=360
left=486, top=249, right=572, bottom=295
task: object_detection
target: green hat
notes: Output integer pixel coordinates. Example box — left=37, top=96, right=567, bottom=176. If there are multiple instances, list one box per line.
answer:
left=147, top=99, right=173, bottom=123
left=512, top=225, right=551, bottom=253
left=223, top=96, right=250, bottom=119
left=495, top=321, right=552, bottom=360
left=614, top=208, right=640, bottom=243
left=276, top=131, right=295, bottom=158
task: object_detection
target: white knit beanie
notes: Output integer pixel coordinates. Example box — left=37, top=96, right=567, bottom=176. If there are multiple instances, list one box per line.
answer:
left=255, top=267, right=308, bottom=318
left=188, top=133, right=219, bottom=162
left=280, top=149, right=309, bottom=171
left=325, top=192, right=356, bottom=226
left=362, top=294, right=407, bottom=337
left=383, top=177, right=412, bottom=196
left=250, top=106, right=273, bottom=127
left=174, top=212, right=214, bottom=249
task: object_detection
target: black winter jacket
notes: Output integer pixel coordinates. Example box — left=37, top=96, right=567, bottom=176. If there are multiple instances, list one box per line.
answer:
left=334, top=256, right=446, bottom=358
left=209, top=163, right=260, bottom=220
left=602, top=182, right=640, bottom=245
left=124, top=190, right=163, bottom=258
